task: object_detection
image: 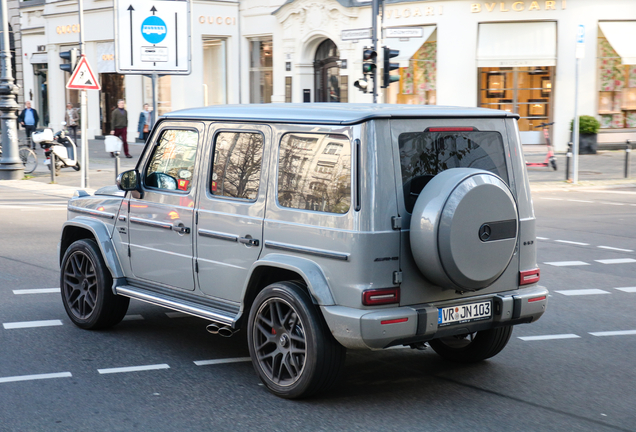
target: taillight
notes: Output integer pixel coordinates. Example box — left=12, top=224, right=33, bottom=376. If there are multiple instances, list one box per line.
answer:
left=425, top=127, right=476, bottom=132
left=520, top=268, right=540, bottom=285
left=528, top=295, right=546, bottom=303
left=381, top=317, right=408, bottom=325
left=362, top=288, right=400, bottom=306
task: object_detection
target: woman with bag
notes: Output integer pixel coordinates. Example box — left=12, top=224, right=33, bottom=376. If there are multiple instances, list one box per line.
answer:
left=137, top=104, right=154, bottom=141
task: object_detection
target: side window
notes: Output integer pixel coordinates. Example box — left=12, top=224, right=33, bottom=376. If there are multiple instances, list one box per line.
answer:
left=278, top=133, right=351, bottom=214
left=145, top=129, right=199, bottom=192
left=211, top=132, right=264, bottom=200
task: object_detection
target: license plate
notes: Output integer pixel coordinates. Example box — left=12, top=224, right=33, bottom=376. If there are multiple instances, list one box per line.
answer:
left=438, top=301, right=492, bottom=327
left=44, top=159, right=50, bottom=165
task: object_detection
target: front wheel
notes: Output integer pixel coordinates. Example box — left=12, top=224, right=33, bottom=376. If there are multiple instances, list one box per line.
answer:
left=18, top=146, right=37, bottom=174
left=428, top=326, right=513, bottom=363
left=550, top=157, right=557, bottom=171
left=247, top=282, right=346, bottom=399
left=60, top=239, right=129, bottom=329
left=73, top=162, right=81, bottom=172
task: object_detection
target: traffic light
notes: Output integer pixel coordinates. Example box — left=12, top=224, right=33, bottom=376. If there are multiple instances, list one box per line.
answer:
left=59, top=48, right=79, bottom=73
left=354, top=78, right=369, bottom=93
left=382, top=46, right=400, bottom=88
left=362, top=47, right=377, bottom=75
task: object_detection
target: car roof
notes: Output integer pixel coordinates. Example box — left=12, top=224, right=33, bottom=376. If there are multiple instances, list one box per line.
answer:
left=162, top=103, right=519, bottom=125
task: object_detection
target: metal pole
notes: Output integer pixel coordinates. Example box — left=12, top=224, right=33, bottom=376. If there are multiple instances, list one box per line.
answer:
left=50, top=153, right=56, bottom=183
left=371, top=0, right=378, bottom=104
left=572, top=57, right=580, bottom=184
left=152, top=72, right=159, bottom=119
left=115, top=151, right=120, bottom=181
left=0, top=0, right=24, bottom=180
left=566, top=142, right=572, bottom=181
left=626, top=140, right=632, bottom=179
left=78, top=0, right=88, bottom=188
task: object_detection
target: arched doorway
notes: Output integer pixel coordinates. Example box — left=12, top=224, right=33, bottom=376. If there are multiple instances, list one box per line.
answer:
left=314, top=39, right=346, bottom=103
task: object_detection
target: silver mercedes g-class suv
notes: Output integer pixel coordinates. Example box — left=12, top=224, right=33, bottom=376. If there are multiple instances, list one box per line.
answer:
left=60, top=104, right=547, bottom=399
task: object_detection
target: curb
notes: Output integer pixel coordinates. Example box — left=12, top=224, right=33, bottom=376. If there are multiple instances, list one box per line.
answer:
left=0, top=179, right=95, bottom=198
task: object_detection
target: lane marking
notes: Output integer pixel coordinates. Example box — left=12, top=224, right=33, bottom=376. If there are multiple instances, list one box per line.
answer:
left=566, top=199, right=594, bottom=203
left=615, top=287, right=636, bottom=293
left=3, top=319, right=63, bottom=329
left=194, top=357, right=252, bottom=366
left=599, top=202, right=625, bottom=206
left=20, top=207, right=66, bottom=212
left=13, top=288, right=60, bottom=295
left=555, top=240, right=590, bottom=246
left=541, top=197, right=563, bottom=201
left=595, top=258, right=636, bottom=264
left=122, top=314, right=144, bottom=321
left=98, top=364, right=170, bottom=374
left=598, top=246, right=634, bottom=253
left=543, top=261, right=589, bottom=267
left=555, top=289, right=610, bottom=296
left=0, top=372, right=72, bottom=384
left=536, top=237, right=549, bottom=240
left=589, top=330, right=636, bottom=337
left=165, top=312, right=190, bottom=319
left=518, top=334, right=580, bottom=341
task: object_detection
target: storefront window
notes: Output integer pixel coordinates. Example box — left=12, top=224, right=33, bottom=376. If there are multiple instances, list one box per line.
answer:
left=598, top=36, right=636, bottom=129
left=396, top=41, right=437, bottom=105
left=478, top=67, right=554, bottom=132
left=203, top=38, right=227, bottom=105
left=249, top=38, right=273, bottom=104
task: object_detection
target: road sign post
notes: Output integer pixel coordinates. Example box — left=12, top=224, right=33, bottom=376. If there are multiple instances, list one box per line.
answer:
left=572, top=24, right=585, bottom=184
left=115, top=0, right=191, bottom=75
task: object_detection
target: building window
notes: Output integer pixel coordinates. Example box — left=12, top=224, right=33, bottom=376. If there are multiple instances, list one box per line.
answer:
left=478, top=67, right=555, bottom=132
left=598, top=35, right=636, bottom=129
left=203, top=39, right=227, bottom=105
left=278, top=133, right=351, bottom=214
left=285, top=76, right=292, bottom=103
left=249, top=37, right=273, bottom=103
left=395, top=40, right=437, bottom=105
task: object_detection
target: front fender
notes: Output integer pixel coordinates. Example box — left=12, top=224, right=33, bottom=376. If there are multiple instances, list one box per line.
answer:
left=60, top=217, right=125, bottom=281
left=247, top=254, right=335, bottom=306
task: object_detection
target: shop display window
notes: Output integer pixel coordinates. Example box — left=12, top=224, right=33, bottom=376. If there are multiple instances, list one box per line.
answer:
left=396, top=41, right=436, bottom=105
left=203, top=38, right=227, bottom=106
left=598, top=35, right=636, bottom=129
left=478, top=66, right=554, bottom=132
left=249, top=38, right=273, bottom=104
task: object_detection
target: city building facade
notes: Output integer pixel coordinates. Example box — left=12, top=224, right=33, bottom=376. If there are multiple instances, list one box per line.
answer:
left=18, top=0, right=636, bottom=150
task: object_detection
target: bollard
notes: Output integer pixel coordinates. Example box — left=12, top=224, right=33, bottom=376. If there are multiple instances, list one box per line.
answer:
left=114, top=151, right=120, bottom=181
left=49, top=153, right=56, bottom=184
left=626, top=140, right=633, bottom=179
left=565, top=142, right=573, bottom=181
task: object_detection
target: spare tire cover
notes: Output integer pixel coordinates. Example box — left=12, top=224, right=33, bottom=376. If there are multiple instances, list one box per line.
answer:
left=410, top=168, right=518, bottom=291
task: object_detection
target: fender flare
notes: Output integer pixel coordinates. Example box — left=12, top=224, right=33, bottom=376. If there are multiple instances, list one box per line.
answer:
left=60, top=217, right=125, bottom=281
left=246, top=253, right=335, bottom=306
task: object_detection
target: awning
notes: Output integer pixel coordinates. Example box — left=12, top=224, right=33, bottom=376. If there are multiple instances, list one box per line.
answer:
left=390, top=25, right=436, bottom=68
left=30, top=53, right=48, bottom=64
left=599, top=21, right=636, bottom=65
left=477, top=22, right=556, bottom=67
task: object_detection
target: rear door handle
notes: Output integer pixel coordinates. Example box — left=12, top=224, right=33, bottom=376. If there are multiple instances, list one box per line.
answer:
left=172, top=224, right=191, bottom=234
left=239, top=237, right=259, bottom=247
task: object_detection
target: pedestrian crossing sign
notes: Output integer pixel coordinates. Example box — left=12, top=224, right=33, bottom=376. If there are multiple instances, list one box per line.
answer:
left=66, top=55, right=101, bottom=90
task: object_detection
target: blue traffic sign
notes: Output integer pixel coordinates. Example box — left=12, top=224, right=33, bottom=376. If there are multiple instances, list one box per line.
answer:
left=141, top=16, right=167, bottom=44
left=576, top=25, right=585, bottom=44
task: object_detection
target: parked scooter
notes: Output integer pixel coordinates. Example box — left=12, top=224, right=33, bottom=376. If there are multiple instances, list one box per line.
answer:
left=32, top=122, right=80, bottom=174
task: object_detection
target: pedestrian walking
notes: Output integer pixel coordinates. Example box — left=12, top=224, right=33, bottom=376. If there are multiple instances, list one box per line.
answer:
left=110, top=99, right=131, bottom=158
left=137, top=103, right=154, bottom=141
left=18, top=101, right=39, bottom=149
left=64, top=103, right=79, bottom=144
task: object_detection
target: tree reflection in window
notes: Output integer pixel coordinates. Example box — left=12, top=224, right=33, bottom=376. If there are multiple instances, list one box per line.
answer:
left=146, top=129, right=199, bottom=192
left=278, top=133, right=351, bottom=214
left=212, top=132, right=263, bottom=200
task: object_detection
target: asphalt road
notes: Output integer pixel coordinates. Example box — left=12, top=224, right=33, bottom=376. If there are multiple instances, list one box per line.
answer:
left=0, top=182, right=635, bottom=431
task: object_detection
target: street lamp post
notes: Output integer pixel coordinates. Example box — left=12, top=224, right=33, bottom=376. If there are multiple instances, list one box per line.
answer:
left=0, top=0, right=23, bottom=180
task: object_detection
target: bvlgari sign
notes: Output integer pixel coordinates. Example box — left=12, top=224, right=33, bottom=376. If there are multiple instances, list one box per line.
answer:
left=471, top=0, right=567, bottom=12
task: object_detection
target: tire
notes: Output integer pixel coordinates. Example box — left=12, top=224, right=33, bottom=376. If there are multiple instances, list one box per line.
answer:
left=73, top=162, right=81, bottom=172
left=60, top=239, right=129, bottom=330
left=247, top=281, right=346, bottom=399
left=428, top=326, right=513, bottom=363
left=18, top=146, right=38, bottom=174
left=550, top=158, right=558, bottom=171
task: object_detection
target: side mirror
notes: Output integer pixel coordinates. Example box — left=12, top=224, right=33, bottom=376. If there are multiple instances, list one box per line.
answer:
left=117, top=169, right=141, bottom=192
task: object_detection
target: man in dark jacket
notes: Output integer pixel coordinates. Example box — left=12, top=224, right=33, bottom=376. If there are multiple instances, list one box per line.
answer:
left=18, top=101, right=39, bottom=149
left=110, top=99, right=131, bottom=158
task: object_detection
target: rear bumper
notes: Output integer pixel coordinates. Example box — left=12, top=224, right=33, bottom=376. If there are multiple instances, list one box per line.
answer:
left=321, top=285, right=548, bottom=349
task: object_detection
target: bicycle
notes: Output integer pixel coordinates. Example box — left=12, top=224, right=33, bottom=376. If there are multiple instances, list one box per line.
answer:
left=0, top=139, right=39, bottom=174
left=526, top=121, right=557, bottom=171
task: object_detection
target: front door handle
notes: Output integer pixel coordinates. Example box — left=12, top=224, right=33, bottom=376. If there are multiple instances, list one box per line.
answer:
left=239, top=237, right=259, bottom=247
left=172, top=224, right=191, bottom=234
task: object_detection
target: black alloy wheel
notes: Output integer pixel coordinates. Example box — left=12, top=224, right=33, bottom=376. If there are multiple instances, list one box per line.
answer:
left=247, top=282, right=346, bottom=399
left=428, top=326, right=514, bottom=363
left=60, top=239, right=129, bottom=329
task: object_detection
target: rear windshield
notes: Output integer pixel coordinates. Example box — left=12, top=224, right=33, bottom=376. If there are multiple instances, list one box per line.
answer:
left=399, top=130, right=508, bottom=213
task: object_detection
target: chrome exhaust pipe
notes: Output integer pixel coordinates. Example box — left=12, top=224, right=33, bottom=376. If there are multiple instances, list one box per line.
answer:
left=218, top=326, right=236, bottom=338
left=206, top=323, right=221, bottom=335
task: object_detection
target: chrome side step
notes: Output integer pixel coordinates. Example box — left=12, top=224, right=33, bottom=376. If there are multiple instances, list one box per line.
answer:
left=115, top=285, right=237, bottom=327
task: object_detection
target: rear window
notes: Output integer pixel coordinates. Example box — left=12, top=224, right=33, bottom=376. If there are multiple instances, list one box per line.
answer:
left=399, top=130, right=508, bottom=213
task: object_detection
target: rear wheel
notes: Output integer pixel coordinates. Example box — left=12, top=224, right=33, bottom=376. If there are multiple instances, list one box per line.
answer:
left=18, top=146, right=37, bottom=174
left=428, top=326, right=513, bottom=363
left=247, top=281, right=346, bottom=399
left=60, top=239, right=129, bottom=329
left=550, top=157, right=557, bottom=171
